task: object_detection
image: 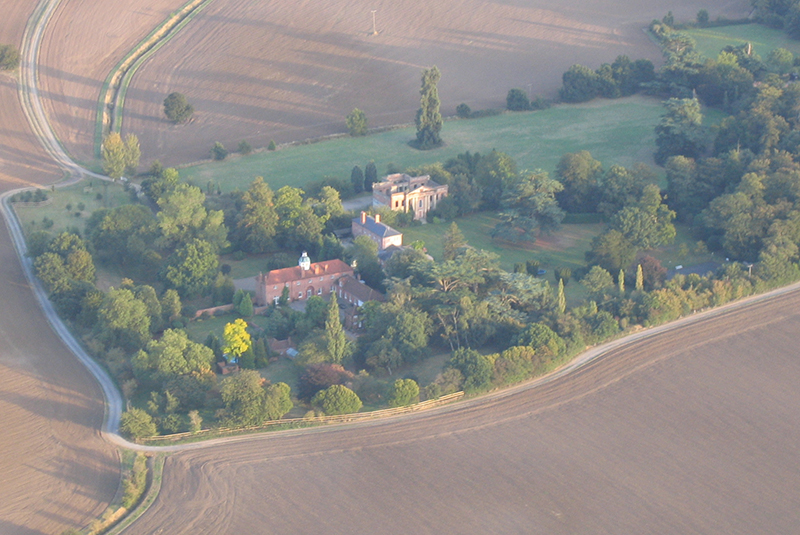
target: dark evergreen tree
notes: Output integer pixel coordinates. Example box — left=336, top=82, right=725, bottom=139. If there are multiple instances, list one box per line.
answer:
left=415, top=66, right=443, bottom=149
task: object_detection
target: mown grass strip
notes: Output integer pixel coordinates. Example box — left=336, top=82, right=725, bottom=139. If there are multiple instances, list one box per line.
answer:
left=93, top=0, right=217, bottom=158
left=104, top=455, right=166, bottom=535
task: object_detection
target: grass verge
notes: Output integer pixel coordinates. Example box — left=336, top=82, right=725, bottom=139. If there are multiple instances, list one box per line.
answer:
left=105, top=455, right=166, bottom=535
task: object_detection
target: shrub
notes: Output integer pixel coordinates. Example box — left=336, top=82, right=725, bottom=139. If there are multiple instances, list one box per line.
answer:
left=554, top=266, right=572, bottom=285
left=163, top=92, right=193, bottom=123
left=506, top=88, right=530, bottom=111
left=456, top=103, right=471, bottom=118
left=268, top=140, right=277, bottom=151
left=120, top=408, right=157, bottom=440
left=529, top=96, right=551, bottom=110
left=346, top=108, right=368, bottom=136
left=238, top=140, right=252, bottom=154
left=0, top=44, right=20, bottom=70
left=311, top=384, right=362, bottom=415
left=387, top=378, right=419, bottom=407
left=210, top=142, right=228, bottom=160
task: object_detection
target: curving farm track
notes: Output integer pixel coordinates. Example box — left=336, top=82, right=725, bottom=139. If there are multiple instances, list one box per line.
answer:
left=0, top=2, right=118, bottom=534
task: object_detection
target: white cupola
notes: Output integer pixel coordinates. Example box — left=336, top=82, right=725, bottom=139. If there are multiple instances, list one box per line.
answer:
left=299, top=251, right=311, bottom=271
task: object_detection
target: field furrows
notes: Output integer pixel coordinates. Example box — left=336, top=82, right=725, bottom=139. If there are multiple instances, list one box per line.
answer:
left=127, top=288, right=800, bottom=534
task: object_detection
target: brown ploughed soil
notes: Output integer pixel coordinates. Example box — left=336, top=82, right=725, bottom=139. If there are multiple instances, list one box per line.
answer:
left=0, top=0, right=61, bottom=189
left=129, top=289, right=800, bottom=534
left=0, top=3, right=118, bottom=533
left=122, top=0, right=749, bottom=166
left=37, top=0, right=187, bottom=163
left=0, top=213, right=118, bottom=535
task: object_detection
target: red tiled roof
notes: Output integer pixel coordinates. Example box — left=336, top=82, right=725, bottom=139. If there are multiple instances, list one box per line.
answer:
left=261, top=259, right=352, bottom=286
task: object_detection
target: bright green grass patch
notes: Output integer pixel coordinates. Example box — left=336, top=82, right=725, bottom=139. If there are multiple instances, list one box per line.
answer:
left=260, top=358, right=301, bottom=391
left=686, top=24, right=800, bottom=59
left=220, top=253, right=271, bottom=280
left=403, top=213, right=604, bottom=273
left=179, top=96, right=663, bottom=193
left=14, top=180, right=130, bottom=237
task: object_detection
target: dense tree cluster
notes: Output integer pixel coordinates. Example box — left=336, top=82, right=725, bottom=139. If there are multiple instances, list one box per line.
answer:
left=559, top=56, right=655, bottom=103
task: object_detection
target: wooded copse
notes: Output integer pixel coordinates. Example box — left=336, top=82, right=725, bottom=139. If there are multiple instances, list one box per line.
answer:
left=22, top=16, right=800, bottom=440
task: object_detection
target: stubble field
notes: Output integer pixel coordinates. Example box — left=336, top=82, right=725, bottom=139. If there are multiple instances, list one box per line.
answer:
left=120, top=0, right=750, bottom=166
left=36, top=0, right=187, bottom=164
left=127, top=288, right=800, bottom=534
left=0, top=2, right=119, bottom=533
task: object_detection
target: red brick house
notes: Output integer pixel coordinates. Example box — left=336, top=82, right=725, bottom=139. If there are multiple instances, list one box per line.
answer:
left=336, top=275, right=385, bottom=330
left=255, top=252, right=354, bottom=306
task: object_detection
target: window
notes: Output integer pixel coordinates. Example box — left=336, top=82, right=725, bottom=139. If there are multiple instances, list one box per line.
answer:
left=296, top=281, right=300, bottom=286
left=273, top=285, right=277, bottom=290
left=319, top=277, right=323, bottom=281
left=317, top=288, right=322, bottom=295
left=273, top=296, right=279, bottom=304
left=298, top=292, right=303, bottom=299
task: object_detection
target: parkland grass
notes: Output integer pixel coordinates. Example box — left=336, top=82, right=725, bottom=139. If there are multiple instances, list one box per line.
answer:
left=685, top=24, right=800, bottom=59
left=404, top=213, right=604, bottom=273
left=180, top=96, right=663, bottom=193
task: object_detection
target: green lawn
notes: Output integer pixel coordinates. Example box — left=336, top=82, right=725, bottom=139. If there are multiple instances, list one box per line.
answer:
left=404, top=213, right=604, bottom=273
left=14, top=180, right=131, bottom=237
left=179, top=96, right=664, bottom=193
left=686, top=24, right=800, bottom=59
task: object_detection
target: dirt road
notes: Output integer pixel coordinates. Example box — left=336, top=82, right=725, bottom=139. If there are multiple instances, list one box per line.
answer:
left=127, top=289, right=800, bottom=534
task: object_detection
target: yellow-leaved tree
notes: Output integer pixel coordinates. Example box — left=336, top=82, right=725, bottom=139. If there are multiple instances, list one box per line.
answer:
left=222, top=318, right=251, bottom=364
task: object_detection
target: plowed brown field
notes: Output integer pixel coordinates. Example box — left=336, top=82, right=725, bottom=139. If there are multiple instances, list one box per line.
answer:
left=0, top=0, right=61, bottom=188
left=128, top=289, right=800, bottom=534
left=0, top=2, right=118, bottom=533
left=122, top=0, right=749, bottom=166
left=37, top=0, right=186, bottom=163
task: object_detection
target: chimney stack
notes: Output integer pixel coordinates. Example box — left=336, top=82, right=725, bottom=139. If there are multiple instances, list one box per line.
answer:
left=374, top=213, right=381, bottom=224
left=360, top=211, right=367, bottom=224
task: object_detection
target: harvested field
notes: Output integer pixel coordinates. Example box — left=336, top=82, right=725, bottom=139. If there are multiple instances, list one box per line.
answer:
left=0, top=5, right=118, bottom=533
left=37, top=0, right=187, bottom=164
left=0, top=0, right=62, bottom=189
left=123, top=0, right=750, bottom=166
left=0, top=213, right=118, bottom=535
left=129, top=288, right=800, bottom=534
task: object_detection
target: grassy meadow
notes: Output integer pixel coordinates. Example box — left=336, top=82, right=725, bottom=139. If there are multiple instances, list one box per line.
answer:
left=404, top=213, right=603, bottom=273
left=686, top=24, right=800, bottom=58
left=13, top=180, right=131, bottom=236
left=179, top=96, right=664, bottom=193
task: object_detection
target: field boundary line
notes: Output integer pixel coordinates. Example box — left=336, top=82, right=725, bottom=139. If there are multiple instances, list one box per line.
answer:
left=141, top=392, right=466, bottom=445
left=93, top=0, right=218, bottom=158
left=105, top=455, right=166, bottom=535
